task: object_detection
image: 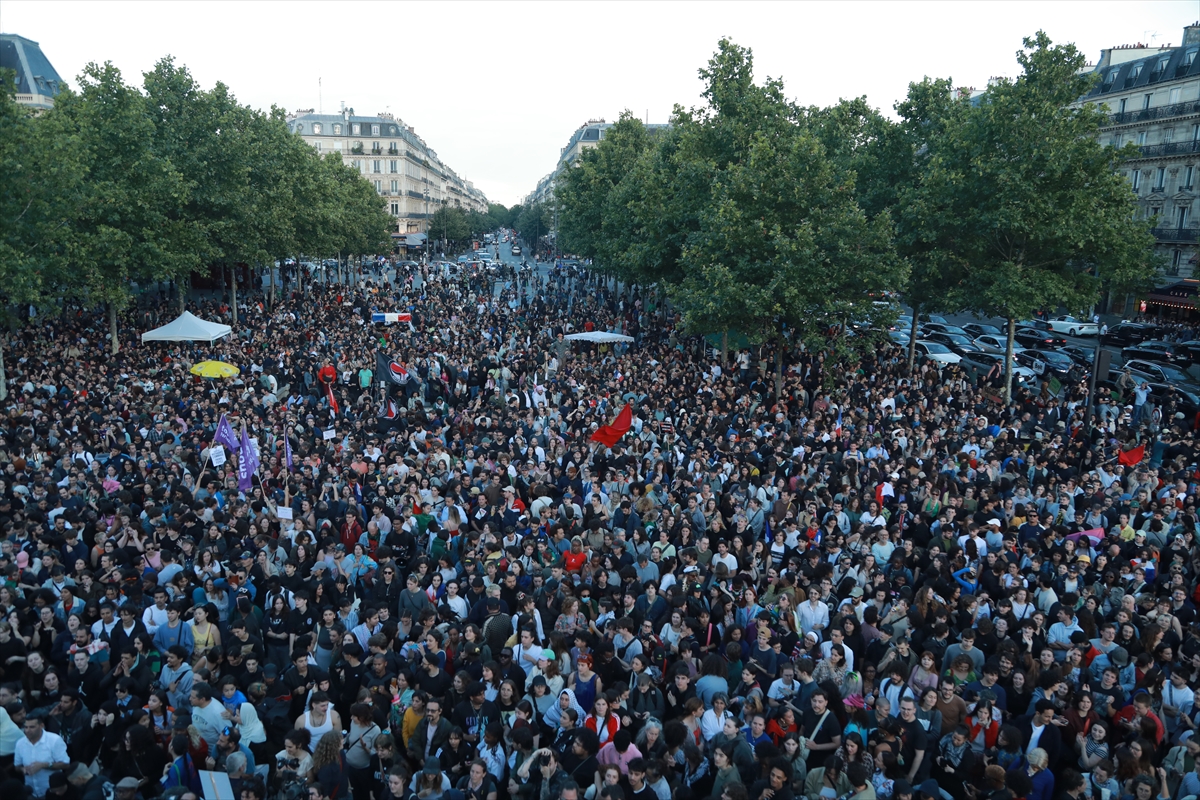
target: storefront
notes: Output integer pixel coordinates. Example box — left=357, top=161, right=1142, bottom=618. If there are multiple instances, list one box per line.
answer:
left=1143, top=279, right=1200, bottom=320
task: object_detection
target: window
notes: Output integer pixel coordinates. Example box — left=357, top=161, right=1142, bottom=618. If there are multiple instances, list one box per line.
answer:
left=1170, top=87, right=1182, bottom=105
left=1142, top=93, right=1152, bottom=110
left=313, top=142, right=321, bottom=152
left=351, top=123, right=361, bottom=135
left=1164, top=128, right=1174, bottom=144
left=1138, top=131, right=1148, bottom=146
left=374, top=180, right=381, bottom=193
left=1110, top=135, right=1122, bottom=148
left=333, top=124, right=342, bottom=135
left=312, top=123, right=322, bottom=134
left=1118, top=98, right=1127, bottom=114
left=1194, top=124, right=1200, bottom=141
left=390, top=203, right=399, bottom=216
left=1131, top=170, right=1142, bottom=191
left=371, top=124, right=380, bottom=136
left=390, top=160, right=398, bottom=173
left=1156, top=167, right=1166, bottom=190
left=391, top=180, right=398, bottom=193
left=373, top=160, right=381, bottom=173
left=1185, top=166, right=1194, bottom=189
left=1172, top=250, right=1183, bottom=274
left=1180, top=206, right=1191, bottom=229
left=351, top=159, right=361, bottom=171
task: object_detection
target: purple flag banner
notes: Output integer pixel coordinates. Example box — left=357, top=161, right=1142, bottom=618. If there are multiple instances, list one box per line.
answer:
left=214, top=414, right=240, bottom=452
left=284, top=436, right=293, bottom=472
left=237, top=425, right=258, bottom=492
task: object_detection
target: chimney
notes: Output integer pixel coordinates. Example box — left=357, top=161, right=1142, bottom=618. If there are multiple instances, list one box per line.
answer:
left=1185, top=22, right=1200, bottom=46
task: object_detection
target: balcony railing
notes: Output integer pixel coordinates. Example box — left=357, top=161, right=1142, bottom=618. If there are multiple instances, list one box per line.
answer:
left=1151, top=227, right=1200, bottom=242
left=1108, top=102, right=1200, bottom=126
left=1134, top=140, right=1200, bottom=159
left=406, top=190, right=425, bottom=199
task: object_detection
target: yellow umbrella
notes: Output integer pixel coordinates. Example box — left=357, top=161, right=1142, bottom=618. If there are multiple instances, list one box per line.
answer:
left=189, top=361, right=240, bottom=379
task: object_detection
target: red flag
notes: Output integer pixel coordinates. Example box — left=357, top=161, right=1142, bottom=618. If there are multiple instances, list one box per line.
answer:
left=1117, top=444, right=1145, bottom=467
left=591, top=403, right=633, bottom=448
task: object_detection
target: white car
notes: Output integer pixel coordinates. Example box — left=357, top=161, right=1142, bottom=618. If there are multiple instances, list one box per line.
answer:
left=973, top=335, right=1027, bottom=355
left=914, top=341, right=962, bottom=365
left=1045, top=316, right=1100, bottom=337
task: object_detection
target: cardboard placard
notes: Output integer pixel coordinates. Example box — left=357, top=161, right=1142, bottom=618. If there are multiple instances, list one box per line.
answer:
left=277, top=506, right=294, bottom=520
left=323, top=428, right=336, bottom=440
left=209, top=445, right=226, bottom=467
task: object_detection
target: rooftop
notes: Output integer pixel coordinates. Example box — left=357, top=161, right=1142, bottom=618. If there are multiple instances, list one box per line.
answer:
left=0, top=33, right=64, bottom=109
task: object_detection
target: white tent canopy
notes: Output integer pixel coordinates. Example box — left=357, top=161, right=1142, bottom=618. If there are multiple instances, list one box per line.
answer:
left=564, top=331, right=634, bottom=343
left=140, top=311, right=232, bottom=344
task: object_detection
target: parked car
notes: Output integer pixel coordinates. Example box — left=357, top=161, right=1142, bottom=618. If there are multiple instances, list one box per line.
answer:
left=512, top=245, right=522, bottom=256
left=1100, top=322, right=1158, bottom=346
left=1173, top=341, right=1200, bottom=365
left=888, top=330, right=911, bottom=346
left=1015, top=349, right=1078, bottom=378
left=962, top=323, right=1002, bottom=339
left=974, top=335, right=1026, bottom=355
left=925, top=332, right=983, bottom=356
left=1013, top=326, right=1067, bottom=349
left=913, top=341, right=961, bottom=365
left=1115, top=358, right=1200, bottom=389
left=1018, top=319, right=1051, bottom=331
left=922, top=323, right=971, bottom=337
left=1121, top=340, right=1187, bottom=365
left=1045, top=315, right=1100, bottom=336
left=960, top=351, right=1036, bottom=385
left=918, top=314, right=948, bottom=324
left=1060, top=345, right=1096, bottom=368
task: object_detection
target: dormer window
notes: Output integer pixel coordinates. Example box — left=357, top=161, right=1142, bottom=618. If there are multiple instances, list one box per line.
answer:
left=312, top=123, right=322, bottom=134
left=352, top=123, right=361, bottom=135
left=333, top=124, right=342, bottom=135
left=371, top=124, right=380, bottom=135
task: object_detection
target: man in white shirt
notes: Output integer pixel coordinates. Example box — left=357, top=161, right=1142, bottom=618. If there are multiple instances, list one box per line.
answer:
left=189, top=683, right=229, bottom=746
left=141, top=588, right=170, bottom=636
left=819, top=629, right=855, bottom=671
left=14, top=715, right=69, bottom=798
left=712, top=541, right=738, bottom=573
left=797, top=594, right=830, bottom=636
left=1162, top=671, right=1195, bottom=737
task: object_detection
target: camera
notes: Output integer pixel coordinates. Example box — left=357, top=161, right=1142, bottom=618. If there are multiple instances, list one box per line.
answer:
left=538, top=754, right=552, bottom=767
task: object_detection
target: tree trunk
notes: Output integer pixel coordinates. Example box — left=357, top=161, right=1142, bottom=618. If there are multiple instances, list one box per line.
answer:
left=297, top=258, right=304, bottom=296
left=109, top=302, right=120, bottom=355
left=230, top=264, right=238, bottom=325
left=721, top=331, right=729, bottom=369
left=178, top=275, right=187, bottom=314
left=1004, top=316, right=1016, bottom=403
left=269, top=262, right=276, bottom=308
left=907, top=306, right=919, bottom=373
left=0, top=339, right=7, bottom=402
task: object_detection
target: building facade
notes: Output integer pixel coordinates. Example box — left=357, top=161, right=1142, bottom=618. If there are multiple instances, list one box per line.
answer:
left=287, top=107, right=488, bottom=236
left=1, top=34, right=63, bottom=110
left=523, top=118, right=668, bottom=206
left=1078, top=23, right=1200, bottom=279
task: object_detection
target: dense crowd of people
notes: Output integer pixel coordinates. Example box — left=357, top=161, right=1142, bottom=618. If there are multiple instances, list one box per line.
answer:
left=0, top=245, right=1195, bottom=800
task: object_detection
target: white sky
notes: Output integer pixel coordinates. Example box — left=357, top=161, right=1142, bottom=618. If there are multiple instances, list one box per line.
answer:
left=5, top=1, right=1197, bottom=206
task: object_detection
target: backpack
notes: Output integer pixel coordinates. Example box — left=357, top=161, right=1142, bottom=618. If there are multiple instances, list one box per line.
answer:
left=260, top=693, right=294, bottom=740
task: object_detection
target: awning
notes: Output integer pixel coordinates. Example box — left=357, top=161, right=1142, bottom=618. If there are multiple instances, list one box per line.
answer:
left=564, top=331, right=634, bottom=343
left=1146, top=279, right=1200, bottom=309
left=141, top=311, right=232, bottom=344
left=404, top=233, right=428, bottom=247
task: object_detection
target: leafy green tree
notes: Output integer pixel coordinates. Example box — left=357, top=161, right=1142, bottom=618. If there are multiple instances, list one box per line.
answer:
left=557, top=111, right=660, bottom=268
left=0, top=70, right=81, bottom=396
left=42, top=62, right=196, bottom=353
left=430, top=206, right=470, bottom=245
left=515, top=203, right=553, bottom=251
left=624, top=40, right=904, bottom=393
left=905, top=33, right=1158, bottom=397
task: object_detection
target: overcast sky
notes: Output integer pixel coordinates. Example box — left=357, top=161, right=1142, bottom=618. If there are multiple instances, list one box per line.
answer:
left=6, top=1, right=1197, bottom=206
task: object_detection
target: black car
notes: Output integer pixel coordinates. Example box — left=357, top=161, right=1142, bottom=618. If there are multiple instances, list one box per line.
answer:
left=1173, top=340, right=1200, bottom=365
left=1060, top=345, right=1096, bottom=368
left=921, top=323, right=971, bottom=337
left=925, top=332, right=983, bottom=356
left=1015, top=349, right=1078, bottom=378
left=1121, top=340, right=1186, bottom=365
left=1100, top=322, right=1157, bottom=346
left=1013, top=326, right=1067, bottom=349
left=962, top=323, right=1002, bottom=339
left=1115, top=358, right=1200, bottom=390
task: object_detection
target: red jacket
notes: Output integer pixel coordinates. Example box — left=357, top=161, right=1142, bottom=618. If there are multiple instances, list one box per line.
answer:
left=340, top=518, right=364, bottom=550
